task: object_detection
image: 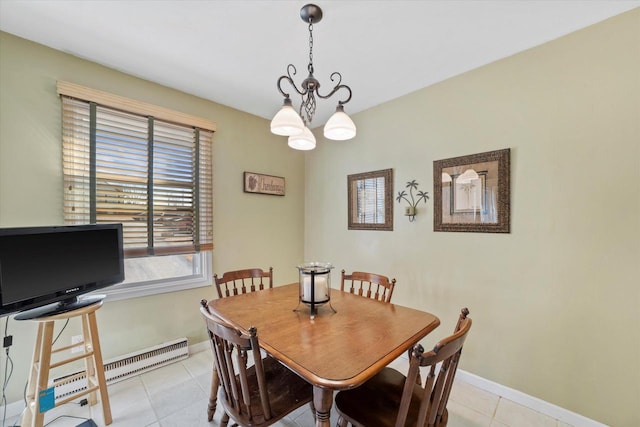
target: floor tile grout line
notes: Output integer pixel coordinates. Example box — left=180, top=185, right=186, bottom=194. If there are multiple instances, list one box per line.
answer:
left=492, top=395, right=502, bottom=420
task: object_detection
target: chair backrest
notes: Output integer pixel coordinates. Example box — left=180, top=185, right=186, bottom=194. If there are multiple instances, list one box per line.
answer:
left=200, top=300, right=312, bottom=426
left=200, top=301, right=273, bottom=424
left=397, top=308, right=472, bottom=427
left=215, top=267, right=273, bottom=298
left=340, top=269, right=396, bottom=303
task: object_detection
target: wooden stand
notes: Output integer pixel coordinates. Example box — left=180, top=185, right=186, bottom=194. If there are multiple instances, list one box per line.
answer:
left=21, top=300, right=112, bottom=427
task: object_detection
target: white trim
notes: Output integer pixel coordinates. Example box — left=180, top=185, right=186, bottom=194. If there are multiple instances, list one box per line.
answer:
left=0, top=400, right=25, bottom=425
left=188, top=340, right=210, bottom=355
left=89, top=251, right=213, bottom=302
left=455, top=370, right=608, bottom=427
left=392, top=351, right=607, bottom=427
left=4, top=345, right=608, bottom=427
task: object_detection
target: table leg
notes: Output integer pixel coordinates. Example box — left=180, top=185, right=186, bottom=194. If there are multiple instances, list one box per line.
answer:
left=313, top=386, right=333, bottom=427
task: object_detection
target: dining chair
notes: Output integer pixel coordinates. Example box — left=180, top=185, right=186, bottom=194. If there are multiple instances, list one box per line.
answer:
left=215, top=267, right=273, bottom=298
left=334, top=308, right=472, bottom=427
left=200, top=300, right=314, bottom=427
left=340, top=269, right=396, bottom=303
left=207, top=267, right=273, bottom=420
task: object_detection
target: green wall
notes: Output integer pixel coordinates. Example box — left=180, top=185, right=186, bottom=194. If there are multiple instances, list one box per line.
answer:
left=304, top=9, right=639, bottom=427
left=1, top=8, right=639, bottom=427
left=0, top=31, right=305, bottom=404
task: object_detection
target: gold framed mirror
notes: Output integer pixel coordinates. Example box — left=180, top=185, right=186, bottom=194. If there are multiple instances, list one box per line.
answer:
left=347, top=168, right=393, bottom=231
left=433, top=149, right=510, bottom=233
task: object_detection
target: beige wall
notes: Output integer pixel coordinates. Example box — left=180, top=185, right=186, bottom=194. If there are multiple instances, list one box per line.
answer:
left=1, top=9, right=639, bottom=426
left=305, top=10, right=639, bottom=427
left=0, top=32, right=305, bottom=403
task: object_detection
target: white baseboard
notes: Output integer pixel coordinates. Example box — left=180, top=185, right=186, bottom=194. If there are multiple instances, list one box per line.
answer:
left=3, top=344, right=607, bottom=427
left=455, top=369, right=608, bottom=427
left=1, top=341, right=211, bottom=423
left=0, top=400, right=25, bottom=426
left=188, top=340, right=209, bottom=354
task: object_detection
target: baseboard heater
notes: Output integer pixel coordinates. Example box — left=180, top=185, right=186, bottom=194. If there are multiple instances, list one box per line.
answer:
left=52, top=337, right=189, bottom=400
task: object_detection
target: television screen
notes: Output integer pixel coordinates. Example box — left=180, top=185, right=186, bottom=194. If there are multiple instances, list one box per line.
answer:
left=0, top=223, right=124, bottom=318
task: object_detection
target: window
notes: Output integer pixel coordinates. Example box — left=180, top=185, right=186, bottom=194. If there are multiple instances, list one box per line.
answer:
left=59, top=82, right=215, bottom=299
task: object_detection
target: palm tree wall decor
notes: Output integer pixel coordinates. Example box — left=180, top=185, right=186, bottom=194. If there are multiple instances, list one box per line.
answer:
left=396, top=180, right=429, bottom=222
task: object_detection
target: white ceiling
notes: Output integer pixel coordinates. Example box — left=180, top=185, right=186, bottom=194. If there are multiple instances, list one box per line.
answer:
left=1, top=1, right=638, bottom=127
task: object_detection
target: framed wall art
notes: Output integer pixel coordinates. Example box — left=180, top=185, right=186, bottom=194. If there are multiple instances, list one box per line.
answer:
left=433, top=149, right=510, bottom=233
left=347, top=168, right=394, bottom=231
left=243, top=172, right=285, bottom=196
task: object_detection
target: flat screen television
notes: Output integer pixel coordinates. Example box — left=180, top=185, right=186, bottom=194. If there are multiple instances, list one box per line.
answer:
left=0, top=223, right=124, bottom=319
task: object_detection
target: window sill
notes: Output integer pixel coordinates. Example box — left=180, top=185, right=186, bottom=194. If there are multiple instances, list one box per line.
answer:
left=90, top=253, right=212, bottom=303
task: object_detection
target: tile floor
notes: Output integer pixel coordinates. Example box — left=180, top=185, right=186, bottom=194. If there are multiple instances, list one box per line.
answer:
left=6, top=349, right=573, bottom=427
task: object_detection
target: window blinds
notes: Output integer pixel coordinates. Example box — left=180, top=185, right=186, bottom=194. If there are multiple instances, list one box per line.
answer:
left=356, top=177, right=386, bottom=223
left=62, top=96, right=213, bottom=257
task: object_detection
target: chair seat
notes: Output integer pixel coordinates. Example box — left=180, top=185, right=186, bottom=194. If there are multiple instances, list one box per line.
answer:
left=335, top=368, right=448, bottom=427
left=224, top=356, right=313, bottom=426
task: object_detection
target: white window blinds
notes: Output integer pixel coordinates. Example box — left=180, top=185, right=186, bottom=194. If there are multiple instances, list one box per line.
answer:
left=356, top=176, right=386, bottom=223
left=61, top=94, right=213, bottom=257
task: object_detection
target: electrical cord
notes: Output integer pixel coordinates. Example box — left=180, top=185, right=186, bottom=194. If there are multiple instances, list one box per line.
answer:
left=52, top=318, right=69, bottom=346
left=2, top=317, right=15, bottom=427
left=1, top=317, right=70, bottom=427
left=44, top=414, right=90, bottom=426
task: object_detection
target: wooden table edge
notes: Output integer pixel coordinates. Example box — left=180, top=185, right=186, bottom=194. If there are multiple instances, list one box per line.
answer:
left=258, top=318, right=440, bottom=390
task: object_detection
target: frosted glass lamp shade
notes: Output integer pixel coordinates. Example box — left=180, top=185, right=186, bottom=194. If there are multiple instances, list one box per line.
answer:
left=456, top=169, right=479, bottom=184
left=270, top=99, right=304, bottom=136
left=288, top=126, right=316, bottom=150
left=323, top=105, right=356, bottom=141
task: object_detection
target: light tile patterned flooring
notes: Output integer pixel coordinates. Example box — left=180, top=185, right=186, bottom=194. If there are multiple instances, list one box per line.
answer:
left=10, top=349, right=573, bottom=427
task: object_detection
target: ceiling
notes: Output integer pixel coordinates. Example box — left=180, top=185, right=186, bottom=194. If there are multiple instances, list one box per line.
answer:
left=1, top=1, right=638, bottom=127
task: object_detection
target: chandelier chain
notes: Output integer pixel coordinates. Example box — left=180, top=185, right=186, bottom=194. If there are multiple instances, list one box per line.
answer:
left=308, top=22, right=314, bottom=75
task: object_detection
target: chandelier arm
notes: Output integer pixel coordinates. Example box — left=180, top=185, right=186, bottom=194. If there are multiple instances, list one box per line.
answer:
left=314, top=71, right=353, bottom=105
left=315, top=82, right=353, bottom=105
left=276, top=65, right=308, bottom=98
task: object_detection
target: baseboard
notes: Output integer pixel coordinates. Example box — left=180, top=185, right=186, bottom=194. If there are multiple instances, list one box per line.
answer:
left=188, top=340, right=209, bottom=355
left=2, top=340, right=204, bottom=423
left=3, top=345, right=607, bottom=427
left=0, top=399, right=24, bottom=425
left=455, top=369, right=608, bottom=427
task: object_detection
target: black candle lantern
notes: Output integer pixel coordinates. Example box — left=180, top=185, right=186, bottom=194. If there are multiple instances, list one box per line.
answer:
left=295, top=262, right=336, bottom=319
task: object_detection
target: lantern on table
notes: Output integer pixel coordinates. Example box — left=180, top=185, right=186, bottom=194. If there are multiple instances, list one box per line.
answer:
left=296, top=262, right=336, bottom=319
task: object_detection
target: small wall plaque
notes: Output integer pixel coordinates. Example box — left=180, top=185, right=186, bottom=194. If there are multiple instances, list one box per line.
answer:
left=243, top=172, right=285, bottom=196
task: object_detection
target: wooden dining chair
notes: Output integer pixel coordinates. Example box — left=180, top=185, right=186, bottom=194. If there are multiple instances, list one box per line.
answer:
left=335, top=308, right=472, bottom=427
left=340, top=269, right=396, bottom=303
left=208, top=267, right=273, bottom=420
left=215, top=267, right=273, bottom=298
left=200, top=300, right=314, bottom=427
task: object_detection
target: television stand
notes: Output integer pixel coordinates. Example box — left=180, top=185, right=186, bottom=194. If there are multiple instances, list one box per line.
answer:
left=18, top=298, right=112, bottom=427
left=14, top=295, right=106, bottom=321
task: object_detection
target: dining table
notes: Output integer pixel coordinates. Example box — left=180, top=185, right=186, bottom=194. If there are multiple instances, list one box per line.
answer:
left=206, top=282, right=440, bottom=427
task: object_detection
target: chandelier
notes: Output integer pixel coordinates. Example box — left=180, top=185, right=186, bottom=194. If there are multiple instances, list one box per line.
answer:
left=270, top=3, right=356, bottom=151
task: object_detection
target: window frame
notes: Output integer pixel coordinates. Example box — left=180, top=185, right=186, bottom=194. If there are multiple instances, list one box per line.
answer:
left=58, top=81, right=216, bottom=300
left=347, top=168, right=394, bottom=231
left=97, top=252, right=212, bottom=302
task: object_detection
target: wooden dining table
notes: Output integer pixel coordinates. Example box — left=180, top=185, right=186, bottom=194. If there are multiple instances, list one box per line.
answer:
left=206, top=283, right=440, bottom=427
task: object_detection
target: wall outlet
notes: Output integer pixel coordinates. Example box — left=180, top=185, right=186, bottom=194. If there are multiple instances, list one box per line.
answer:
left=71, top=335, right=84, bottom=354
